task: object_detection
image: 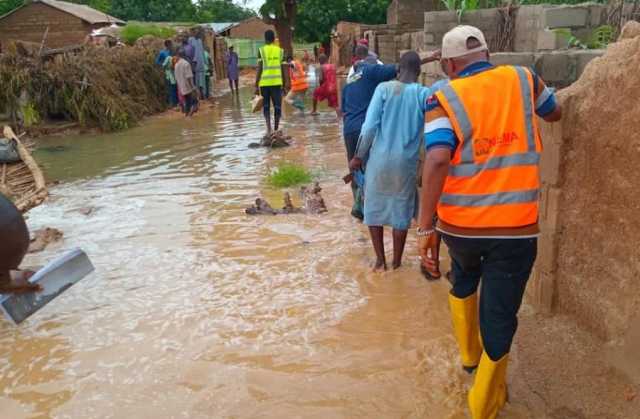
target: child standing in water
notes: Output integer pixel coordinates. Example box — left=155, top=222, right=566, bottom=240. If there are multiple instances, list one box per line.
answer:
left=311, top=54, right=340, bottom=117
left=349, top=51, right=438, bottom=271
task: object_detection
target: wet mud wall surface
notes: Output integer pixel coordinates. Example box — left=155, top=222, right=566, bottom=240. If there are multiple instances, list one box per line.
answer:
left=535, top=30, right=640, bottom=349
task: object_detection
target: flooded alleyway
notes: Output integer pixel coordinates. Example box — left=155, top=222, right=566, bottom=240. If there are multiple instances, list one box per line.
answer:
left=0, top=90, right=637, bottom=419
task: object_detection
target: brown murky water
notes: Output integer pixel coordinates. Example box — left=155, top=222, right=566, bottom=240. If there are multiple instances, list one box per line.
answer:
left=0, top=91, right=537, bottom=418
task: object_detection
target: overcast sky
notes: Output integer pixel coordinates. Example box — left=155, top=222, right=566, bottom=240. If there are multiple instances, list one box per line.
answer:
left=245, top=0, right=263, bottom=11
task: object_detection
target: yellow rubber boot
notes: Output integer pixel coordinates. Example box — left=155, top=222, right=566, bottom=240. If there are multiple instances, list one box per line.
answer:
left=468, top=352, right=509, bottom=419
left=448, top=293, right=483, bottom=372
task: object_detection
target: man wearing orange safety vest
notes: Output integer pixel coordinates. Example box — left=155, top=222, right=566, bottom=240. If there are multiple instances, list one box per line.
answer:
left=418, top=26, right=562, bottom=419
left=284, top=55, right=309, bottom=113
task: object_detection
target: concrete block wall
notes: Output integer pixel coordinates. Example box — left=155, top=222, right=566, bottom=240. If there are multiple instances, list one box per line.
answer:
left=490, top=50, right=603, bottom=88
left=388, top=0, right=441, bottom=27
left=424, top=3, right=611, bottom=54
left=422, top=50, right=602, bottom=89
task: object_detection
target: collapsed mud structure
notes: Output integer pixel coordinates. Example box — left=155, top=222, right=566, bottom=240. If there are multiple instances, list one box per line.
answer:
left=531, top=21, right=640, bottom=382
left=0, top=42, right=166, bottom=131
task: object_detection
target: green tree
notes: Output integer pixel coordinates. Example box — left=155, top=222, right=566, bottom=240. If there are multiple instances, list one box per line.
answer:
left=260, top=0, right=297, bottom=56
left=108, top=0, right=196, bottom=21
left=196, top=0, right=256, bottom=22
left=0, top=0, right=25, bottom=16
left=295, top=0, right=391, bottom=43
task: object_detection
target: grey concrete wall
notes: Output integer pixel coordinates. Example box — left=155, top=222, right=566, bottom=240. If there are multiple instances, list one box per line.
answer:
left=491, top=50, right=603, bottom=88
left=424, top=3, right=612, bottom=54
left=388, top=0, right=441, bottom=26
left=421, top=50, right=603, bottom=89
left=424, top=9, right=501, bottom=51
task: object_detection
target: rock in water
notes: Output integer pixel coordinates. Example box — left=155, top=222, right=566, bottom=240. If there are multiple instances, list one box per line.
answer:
left=282, top=192, right=303, bottom=214
left=245, top=184, right=327, bottom=215
left=245, top=198, right=277, bottom=215
left=250, top=131, right=292, bottom=148
left=29, top=228, right=63, bottom=253
left=302, top=183, right=328, bottom=214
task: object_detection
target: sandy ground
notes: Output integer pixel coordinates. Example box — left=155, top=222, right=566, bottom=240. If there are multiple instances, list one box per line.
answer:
left=510, top=310, right=639, bottom=418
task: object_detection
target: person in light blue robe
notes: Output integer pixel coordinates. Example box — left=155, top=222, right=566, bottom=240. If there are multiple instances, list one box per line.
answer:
left=350, top=51, right=444, bottom=271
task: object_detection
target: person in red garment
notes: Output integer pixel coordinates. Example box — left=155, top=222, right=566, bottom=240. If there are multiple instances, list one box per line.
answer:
left=311, top=54, right=340, bottom=117
left=0, top=193, right=40, bottom=294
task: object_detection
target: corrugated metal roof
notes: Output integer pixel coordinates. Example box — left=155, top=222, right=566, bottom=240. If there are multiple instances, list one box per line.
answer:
left=36, top=0, right=124, bottom=25
left=203, top=22, right=239, bottom=34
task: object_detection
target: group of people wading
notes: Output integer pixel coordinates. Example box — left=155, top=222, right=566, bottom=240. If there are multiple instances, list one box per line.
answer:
left=255, top=24, right=562, bottom=419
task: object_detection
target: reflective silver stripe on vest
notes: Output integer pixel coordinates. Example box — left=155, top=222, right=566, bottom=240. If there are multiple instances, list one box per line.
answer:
left=449, top=151, right=540, bottom=177
left=440, top=83, right=474, bottom=164
left=514, top=66, right=536, bottom=152
left=440, top=189, right=539, bottom=207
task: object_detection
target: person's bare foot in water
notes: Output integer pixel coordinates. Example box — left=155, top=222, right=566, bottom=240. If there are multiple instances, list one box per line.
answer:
left=372, top=259, right=387, bottom=273
left=0, top=270, right=41, bottom=294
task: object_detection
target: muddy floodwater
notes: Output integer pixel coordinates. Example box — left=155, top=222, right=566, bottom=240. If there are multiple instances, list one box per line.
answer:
left=1, top=91, right=544, bottom=418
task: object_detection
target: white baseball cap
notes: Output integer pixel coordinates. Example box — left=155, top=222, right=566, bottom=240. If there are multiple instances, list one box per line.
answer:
left=441, top=25, right=488, bottom=59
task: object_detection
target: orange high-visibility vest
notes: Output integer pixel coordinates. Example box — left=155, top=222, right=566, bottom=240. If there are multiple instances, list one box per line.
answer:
left=289, top=61, right=308, bottom=92
left=435, top=65, right=542, bottom=229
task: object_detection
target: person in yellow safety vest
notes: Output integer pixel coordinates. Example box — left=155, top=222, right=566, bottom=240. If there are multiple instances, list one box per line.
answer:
left=284, top=55, right=309, bottom=114
left=255, top=30, right=287, bottom=136
left=417, top=25, right=562, bottom=419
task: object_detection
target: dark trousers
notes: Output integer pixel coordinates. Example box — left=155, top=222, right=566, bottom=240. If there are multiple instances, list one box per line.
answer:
left=205, top=75, right=211, bottom=98
left=183, top=91, right=198, bottom=115
left=261, top=86, right=282, bottom=120
left=344, top=130, right=359, bottom=161
left=443, top=234, right=537, bottom=361
left=166, top=80, right=178, bottom=107
left=344, top=131, right=363, bottom=216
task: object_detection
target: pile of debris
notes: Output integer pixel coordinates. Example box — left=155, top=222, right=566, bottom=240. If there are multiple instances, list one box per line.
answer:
left=246, top=182, right=328, bottom=215
left=249, top=131, right=292, bottom=148
left=0, top=42, right=166, bottom=131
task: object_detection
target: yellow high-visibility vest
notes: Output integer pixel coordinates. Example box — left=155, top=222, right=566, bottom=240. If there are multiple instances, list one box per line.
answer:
left=259, top=44, right=284, bottom=87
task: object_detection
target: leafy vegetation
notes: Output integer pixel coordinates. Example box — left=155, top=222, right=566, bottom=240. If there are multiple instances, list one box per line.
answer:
left=267, top=163, right=312, bottom=188
left=120, top=23, right=177, bottom=45
left=295, top=0, right=391, bottom=43
left=554, top=25, right=615, bottom=49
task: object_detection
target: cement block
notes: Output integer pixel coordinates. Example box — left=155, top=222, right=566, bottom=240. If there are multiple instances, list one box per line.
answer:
left=424, top=32, right=435, bottom=44
left=534, top=52, right=575, bottom=85
left=490, top=52, right=536, bottom=68
left=588, top=5, right=607, bottom=26
left=536, top=29, right=566, bottom=51
left=536, top=232, right=559, bottom=274
left=527, top=268, right=556, bottom=313
left=544, top=6, right=589, bottom=29
left=542, top=187, right=562, bottom=236
left=539, top=120, right=563, bottom=186
left=573, top=49, right=604, bottom=79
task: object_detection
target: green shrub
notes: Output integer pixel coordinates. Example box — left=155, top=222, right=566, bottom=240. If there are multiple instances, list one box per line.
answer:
left=267, top=163, right=312, bottom=188
left=120, top=24, right=177, bottom=45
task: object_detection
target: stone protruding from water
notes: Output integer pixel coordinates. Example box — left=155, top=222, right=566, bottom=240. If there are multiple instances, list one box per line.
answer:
left=245, top=184, right=327, bottom=215
left=248, top=131, right=292, bottom=148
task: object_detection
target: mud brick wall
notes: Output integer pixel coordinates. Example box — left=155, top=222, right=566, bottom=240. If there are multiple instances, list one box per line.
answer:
left=0, top=2, right=100, bottom=48
left=529, top=32, right=640, bottom=350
